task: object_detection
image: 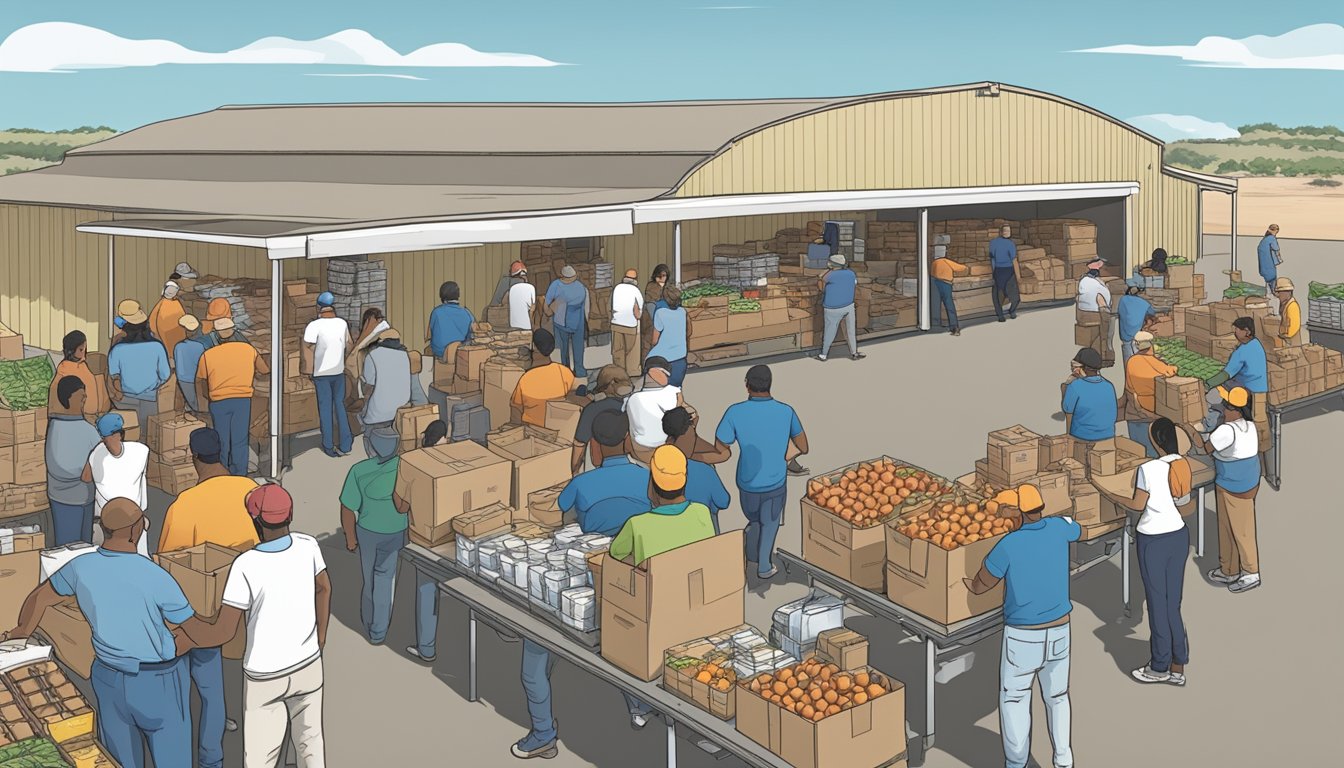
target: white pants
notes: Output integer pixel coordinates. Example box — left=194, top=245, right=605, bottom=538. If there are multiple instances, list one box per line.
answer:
left=821, top=304, right=857, bottom=358
left=1000, top=624, right=1072, bottom=768
left=244, top=658, right=325, bottom=768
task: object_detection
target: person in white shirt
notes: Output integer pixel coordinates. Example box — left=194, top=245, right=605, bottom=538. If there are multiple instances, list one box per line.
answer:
left=610, top=268, right=644, bottom=378
left=1076, top=258, right=1113, bottom=364
left=1098, top=417, right=1195, bottom=686
left=622, top=356, right=683, bottom=463
left=506, top=261, right=537, bottom=331
left=303, top=293, right=355, bottom=457
left=82, top=412, right=149, bottom=515
left=176, top=483, right=331, bottom=768
left=1196, top=385, right=1262, bottom=594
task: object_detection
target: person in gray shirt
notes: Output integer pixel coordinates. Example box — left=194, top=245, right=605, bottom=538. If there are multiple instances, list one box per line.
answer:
left=46, top=376, right=102, bottom=545
left=359, top=328, right=414, bottom=457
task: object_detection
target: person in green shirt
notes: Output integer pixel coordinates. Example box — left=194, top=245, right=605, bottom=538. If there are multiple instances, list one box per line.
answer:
left=340, top=424, right=407, bottom=644
left=610, top=445, right=716, bottom=565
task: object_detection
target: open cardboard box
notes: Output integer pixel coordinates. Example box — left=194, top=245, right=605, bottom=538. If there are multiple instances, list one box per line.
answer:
left=396, top=440, right=513, bottom=546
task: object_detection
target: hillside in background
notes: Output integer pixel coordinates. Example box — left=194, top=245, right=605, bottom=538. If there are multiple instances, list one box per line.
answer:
left=1, top=127, right=117, bottom=174
left=1164, top=124, right=1344, bottom=180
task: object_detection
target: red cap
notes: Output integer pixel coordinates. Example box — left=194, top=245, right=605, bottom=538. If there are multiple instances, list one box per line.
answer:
left=510, top=261, right=527, bottom=276
left=246, top=483, right=293, bottom=525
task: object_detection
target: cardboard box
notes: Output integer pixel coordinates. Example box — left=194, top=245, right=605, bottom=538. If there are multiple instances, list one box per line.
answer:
left=1155, top=376, right=1205, bottom=424
left=0, top=550, right=40, bottom=631
left=1070, top=484, right=1103, bottom=524
left=1088, top=472, right=1139, bottom=525
left=662, top=637, right=737, bottom=720
left=986, top=425, right=1040, bottom=485
left=481, top=357, right=527, bottom=431
left=151, top=413, right=205, bottom=454
left=1030, top=470, right=1072, bottom=517
left=1165, top=263, right=1195, bottom=289
left=155, top=543, right=244, bottom=619
left=450, top=502, right=513, bottom=539
left=1074, top=324, right=1101, bottom=347
left=36, top=597, right=93, bottom=679
left=1037, top=434, right=1074, bottom=471
left=1084, top=436, right=1146, bottom=479
left=544, top=400, right=583, bottom=445
left=521, top=485, right=565, bottom=528
left=455, top=345, right=496, bottom=382
left=735, top=666, right=906, bottom=768
left=815, top=628, right=869, bottom=670
left=0, top=446, right=11, bottom=485
left=801, top=498, right=887, bottom=591
left=396, top=441, right=513, bottom=546
left=0, top=327, right=22, bottom=361
left=600, top=530, right=746, bottom=681
left=487, top=425, right=571, bottom=508
left=9, top=439, right=44, bottom=485
left=587, top=551, right=605, bottom=603
left=885, top=524, right=1003, bottom=626
left=395, top=403, right=440, bottom=446
left=0, top=408, right=44, bottom=447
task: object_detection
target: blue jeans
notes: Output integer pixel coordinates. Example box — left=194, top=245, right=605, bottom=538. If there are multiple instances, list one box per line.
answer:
left=91, top=657, right=192, bottom=768
left=188, top=648, right=226, bottom=768
left=208, top=397, right=251, bottom=476
left=741, top=484, right=788, bottom=576
left=667, top=358, right=688, bottom=387
left=521, top=640, right=650, bottom=744
left=49, top=499, right=94, bottom=546
left=1137, top=528, right=1190, bottom=673
left=934, top=278, right=959, bottom=329
left=416, top=570, right=439, bottom=659
left=554, top=323, right=587, bottom=378
left=1127, top=420, right=1158, bottom=458
left=357, top=526, right=407, bottom=643
left=992, top=266, right=1020, bottom=320
left=178, top=379, right=201, bottom=414
left=313, top=374, right=353, bottom=454
left=1000, top=624, right=1073, bottom=768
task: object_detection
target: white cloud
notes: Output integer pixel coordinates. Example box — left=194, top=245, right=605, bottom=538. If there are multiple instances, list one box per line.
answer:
left=1127, top=114, right=1241, bottom=142
left=305, top=73, right=428, bottom=81
left=0, top=22, right=563, bottom=73
left=1075, top=23, right=1344, bottom=70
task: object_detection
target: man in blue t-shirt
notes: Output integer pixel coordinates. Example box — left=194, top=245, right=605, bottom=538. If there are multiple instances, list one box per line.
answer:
left=661, top=406, right=731, bottom=532
left=544, top=266, right=590, bottom=378
left=1062, top=347, right=1118, bottom=445
left=815, top=254, right=864, bottom=362
left=1206, top=316, right=1270, bottom=451
left=1257, top=224, right=1280, bottom=290
left=1116, top=287, right=1158, bottom=365
left=714, top=365, right=809, bottom=579
left=966, top=484, right=1081, bottom=768
left=989, top=225, right=1022, bottom=322
left=426, top=281, right=475, bottom=360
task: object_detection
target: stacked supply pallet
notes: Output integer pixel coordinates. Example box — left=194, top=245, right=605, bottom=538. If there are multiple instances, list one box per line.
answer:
left=0, top=354, right=53, bottom=514
left=326, top=257, right=388, bottom=330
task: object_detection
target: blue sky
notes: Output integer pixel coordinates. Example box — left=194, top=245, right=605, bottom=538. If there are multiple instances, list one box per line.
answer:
left=1, top=0, right=1340, bottom=136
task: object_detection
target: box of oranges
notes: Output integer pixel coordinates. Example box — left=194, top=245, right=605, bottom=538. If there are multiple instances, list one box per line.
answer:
left=663, top=638, right=740, bottom=720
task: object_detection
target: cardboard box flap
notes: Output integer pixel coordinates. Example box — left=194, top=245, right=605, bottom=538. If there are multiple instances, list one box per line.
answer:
left=887, top=533, right=930, bottom=578
left=646, top=529, right=745, bottom=605
left=849, top=701, right=873, bottom=737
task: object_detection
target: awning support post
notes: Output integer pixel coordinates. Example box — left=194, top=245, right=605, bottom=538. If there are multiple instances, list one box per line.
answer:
left=269, top=256, right=282, bottom=479
left=673, top=221, right=682, bottom=284
left=107, top=236, right=116, bottom=346
left=1229, top=190, right=1239, bottom=272
left=917, top=208, right=930, bottom=331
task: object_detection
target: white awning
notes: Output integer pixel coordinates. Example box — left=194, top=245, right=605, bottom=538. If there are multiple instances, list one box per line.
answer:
left=302, top=209, right=634, bottom=259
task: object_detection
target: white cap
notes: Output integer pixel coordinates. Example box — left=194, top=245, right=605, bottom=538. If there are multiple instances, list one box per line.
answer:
left=162, top=280, right=180, bottom=298
left=933, top=245, right=948, bottom=258
left=934, top=234, right=951, bottom=246
left=173, top=262, right=198, bottom=279
left=828, top=253, right=847, bottom=266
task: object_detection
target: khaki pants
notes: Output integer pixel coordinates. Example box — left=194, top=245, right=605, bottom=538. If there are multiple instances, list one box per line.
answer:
left=1076, top=308, right=1113, bottom=362
left=611, top=325, right=641, bottom=378
left=244, top=658, right=325, bottom=768
left=1251, top=397, right=1270, bottom=453
left=1215, top=485, right=1260, bottom=576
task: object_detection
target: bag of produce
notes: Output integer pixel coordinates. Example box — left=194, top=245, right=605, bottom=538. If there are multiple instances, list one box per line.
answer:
left=0, top=355, right=55, bottom=411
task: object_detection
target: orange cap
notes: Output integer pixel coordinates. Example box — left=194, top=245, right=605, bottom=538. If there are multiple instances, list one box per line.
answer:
left=510, top=261, right=527, bottom=276
left=1217, top=385, right=1250, bottom=408
left=206, top=298, right=232, bottom=321
left=1015, top=484, right=1045, bottom=514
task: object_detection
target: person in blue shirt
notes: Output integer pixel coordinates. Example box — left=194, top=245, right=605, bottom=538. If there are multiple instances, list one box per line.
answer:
left=647, top=285, right=691, bottom=386
left=107, top=299, right=172, bottom=425
left=426, top=281, right=474, bottom=361
left=173, top=314, right=208, bottom=413
left=966, top=484, right=1081, bottom=768
left=661, top=407, right=731, bottom=533
left=544, top=266, right=590, bottom=378
left=5, top=499, right=195, bottom=768
left=816, top=254, right=864, bottom=362
left=513, top=410, right=653, bottom=760
left=1062, top=347, right=1118, bottom=445
left=989, top=225, right=1022, bottom=322
left=714, top=365, right=809, bottom=579
left=1206, top=316, right=1269, bottom=451
left=1116, top=286, right=1158, bottom=365
left=1257, top=224, right=1281, bottom=290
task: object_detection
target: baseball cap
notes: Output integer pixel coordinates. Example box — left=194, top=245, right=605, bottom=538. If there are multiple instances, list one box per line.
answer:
left=561, top=265, right=577, bottom=279
left=1275, top=277, right=1295, bottom=292
left=510, top=261, right=527, bottom=276
left=644, top=355, right=671, bottom=375
left=1133, top=330, right=1155, bottom=350
left=317, top=291, right=336, bottom=307
left=213, top=316, right=236, bottom=332
left=1073, top=347, right=1103, bottom=370
left=101, top=498, right=144, bottom=532
left=933, top=245, right=948, bottom=258
left=179, top=314, right=200, bottom=332
left=594, top=364, right=633, bottom=397
left=591, top=410, right=630, bottom=447
left=162, top=280, right=180, bottom=298
left=173, top=261, right=198, bottom=279
left=1217, top=385, right=1250, bottom=408
left=367, top=425, right=400, bottom=459
left=828, top=253, right=847, bottom=266
left=650, top=445, right=688, bottom=492
left=206, top=298, right=231, bottom=320
left=116, top=299, right=147, bottom=325
left=188, top=427, right=222, bottom=459
left=96, top=412, right=125, bottom=437
left=993, top=488, right=1020, bottom=510
left=246, top=483, right=293, bottom=526
left=1015, top=483, right=1045, bottom=514
left=1087, top=258, right=1107, bottom=270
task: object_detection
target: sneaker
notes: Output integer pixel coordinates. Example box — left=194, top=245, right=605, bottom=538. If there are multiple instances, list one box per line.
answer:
left=787, top=459, right=809, bottom=476
left=1130, top=665, right=1170, bottom=684
left=406, top=646, right=436, bottom=664
left=951, top=328, right=961, bottom=336
left=997, top=317, right=1007, bottom=323
left=224, top=718, right=239, bottom=732
left=1167, top=671, right=1187, bottom=687
left=511, top=733, right=559, bottom=760
left=814, top=355, right=827, bottom=362
left=1009, top=313, right=1018, bottom=320
left=757, top=565, right=779, bottom=580
left=1207, top=568, right=1240, bottom=584
left=630, top=713, right=650, bottom=730
left=1228, top=573, right=1261, bottom=593
left=850, top=353, right=866, bottom=361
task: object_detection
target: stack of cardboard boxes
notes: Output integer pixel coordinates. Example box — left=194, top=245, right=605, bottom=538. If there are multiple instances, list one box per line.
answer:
left=1182, top=297, right=1274, bottom=363
left=0, top=407, right=48, bottom=515
left=144, top=412, right=206, bottom=495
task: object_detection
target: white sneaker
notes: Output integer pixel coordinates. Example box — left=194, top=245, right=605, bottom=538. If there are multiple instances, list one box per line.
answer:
left=1130, top=665, right=1170, bottom=684
left=1228, top=573, right=1261, bottom=593
left=1207, top=568, right=1239, bottom=584
left=1167, top=671, right=1187, bottom=687
left=630, top=713, right=650, bottom=730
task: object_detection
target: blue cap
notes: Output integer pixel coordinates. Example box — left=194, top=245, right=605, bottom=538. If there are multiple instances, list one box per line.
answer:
left=96, top=412, right=125, bottom=437
left=189, top=427, right=222, bottom=459
left=317, top=291, right=336, bottom=307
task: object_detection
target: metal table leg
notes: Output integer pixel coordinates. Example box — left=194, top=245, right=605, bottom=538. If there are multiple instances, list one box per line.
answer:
left=468, top=608, right=478, bottom=703
left=1196, top=488, right=1206, bottom=558
left=1122, top=527, right=1132, bottom=618
left=666, top=716, right=678, bottom=767
left=924, top=638, right=936, bottom=751
left=1269, top=408, right=1282, bottom=490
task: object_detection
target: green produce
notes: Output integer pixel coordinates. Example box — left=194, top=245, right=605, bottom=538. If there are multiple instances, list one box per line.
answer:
left=1153, top=338, right=1223, bottom=379
left=1309, top=281, right=1344, bottom=300
left=668, top=656, right=702, bottom=670
left=680, top=283, right=738, bottom=300
left=0, top=355, right=54, bottom=411
left=728, top=300, right=761, bottom=314
left=1165, top=256, right=1193, bottom=266
left=1223, top=281, right=1267, bottom=299
left=0, top=737, right=64, bottom=768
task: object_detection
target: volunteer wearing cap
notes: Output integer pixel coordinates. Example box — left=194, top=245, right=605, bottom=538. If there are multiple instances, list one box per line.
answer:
left=107, top=299, right=172, bottom=424
left=46, top=376, right=101, bottom=545
left=570, top=364, right=632, bottom=473
left=148, top=280, right=188, bottom=360
left=1258, top=224, right=1281, bottom=292
left=511, top=329, right=577, bottom=427
left=624, top=356, right=684, bottom=462
left=816, top=253, right=864, bottom=362
left=610, top=445, right=716, bottom=563
left=173, top=261, right=199, bottom=283
left=610, top=268, right=644, bottom=377
left=427, top=281, right=475, bottom=361
left=1117, top=285, right=1158, bottom=365
left=1062, top=347, right=1118, bottom=447
left=340, top=425, right=408, bottom=645
left=989, top=225, right=1021, bottom=322
left=647, top=285, right=691, bottom=385
left=714, top=364, right=809, bottom=579
left=304, top=292, right=355, bottom=458
left=661, top=407, right=731, bottom=532
left=545, top=265, right=590, bottom=378
left=6, top=498, right=196, bottom=768
left=1206, top=317, right=1270, bottom=449
left=48, top=330, right=105, bottom=418
left=1274, top=277, right=1303, bottom=346
left=1120, top=331, right=1177, bottom=457
left=197, top=316, right=269, bottom=475
left=965, top=484, right=1080, bottom=768
left=402, top=422, right=450, bottom=664
left=931, top=243, right=970, bottom=336
left=1196, top=385, right=1263, bottom=594
left=1077, top=258, right=1113, bottom=364
left=642, top=264, right=671, bottom=359
left=359, top=327, right=414, bottom=458
left=176, top=484, right=331, bottom=768
left=506, top=262, right=538, bottom=331
left=174, top=315, right=208, bottom=413
left=83, top=412, right=150, bottom=517
left=202, top=296, right=233, bottom=338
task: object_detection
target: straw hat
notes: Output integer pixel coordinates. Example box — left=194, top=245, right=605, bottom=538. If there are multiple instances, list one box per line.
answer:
left=1275, top=277, right=1295, bottom=292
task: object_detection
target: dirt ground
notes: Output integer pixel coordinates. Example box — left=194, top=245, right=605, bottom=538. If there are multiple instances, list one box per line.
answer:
left=1202, top=177, right=1344, bottom=241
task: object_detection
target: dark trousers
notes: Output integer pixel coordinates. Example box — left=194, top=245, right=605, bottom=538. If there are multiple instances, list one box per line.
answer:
left=933, top=278, right=959, bottom=329
left=554, top=323, right=587, bottom=378
left=667, top=358, right=688, bottom=387
left=314, top=374, right=353, bottom=454
left=209, top=398, right=250, bottom=476
left=49, top=500, right=94, bottom=546
left=741, top=484, right=788, bottom=576
left=1137, top=527, right=1190, bottom=672
left=992, top=266, right=1021, bottom=320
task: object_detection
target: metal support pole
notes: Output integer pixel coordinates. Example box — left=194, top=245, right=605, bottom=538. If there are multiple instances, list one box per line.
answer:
left=1269, top=408, right=1282, bottom=490
left=665, top=716, right=677, bottom=767
left=917, top=208, right=930, bottom=331
left=468, top=609, right=478, bottom=702
left=1229, top=190, right=1239, bottom=272
left=1122, top=527, right=1132, bottom=616
left=673, top=221, right=682, bottom=285
left=269, top=257, right=282, bottom=479
left=924, top=637, right=936, bottom=750
left=1124, top=194, right=1135, bottom=275
left=1196, top=487, right=1206, bottom=558
left=107, top=237, right=116, bottom=345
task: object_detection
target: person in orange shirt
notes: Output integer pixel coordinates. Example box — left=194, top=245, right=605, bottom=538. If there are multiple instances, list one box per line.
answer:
left=510, top=329, right=576, bottom=427
left=149, top=280, right=188, bottom=361
left=48, top=330, right=105, bottom=418
left=1274, top=277, right=1303, bottom=347
left=157, top=427, right=257, bottom=762
left=201, top=297, right=233, bottom=338
left=196, top=318, right=269, bottom=475
left=1120, top=331, right=1178, bottom=457
left=931, top=243, right=970, bottom=336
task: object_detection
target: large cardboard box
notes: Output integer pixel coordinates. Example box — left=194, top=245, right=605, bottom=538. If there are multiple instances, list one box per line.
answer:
left=1037, top=434, right=1074, bottom=471
left=0, top=550, right=40, bottom=631
left=1089, top=472, right=1139, bottom=525
left=0, top=326, right=22, bottom=361
left=396, top=441, right=513, bottom=545
left=885, top=524, right=1003, bottom=625
left=801, top=499, right=886, bottom=591
left=1155, top=376, right=1205, bottom=424
left=986, top=425, right=1040, bottom=485
left=149, top=412, right=205, bottom=454
left=816, top=628, right=869, bottom=671
left=481, top=358, right=527, bottom=431
left=37, top=597, right=93, bottom=679
left=0, top=408, right=44, bottom=447
left=1030, top=470, right=1072, bottom=517
left=395, top=403, right=440, bottom=451
left=600, top=531, right=746, bottom=681
left=544, top=400, right=583, bottom=445
left=487, top=425, right=571, bottom=508
left=1165, top=263, right=1195, bottom=289
left=735, top=667, right=906, bottom=768
left=1070, top=483, right=1103, bottom=523
left=0, top=445, right=12, bottom=485
left=455, top=345, right=496, bottom=383
left=155, top=543, right=244, bottom=620
left=9, top=439, right=44, bottom=484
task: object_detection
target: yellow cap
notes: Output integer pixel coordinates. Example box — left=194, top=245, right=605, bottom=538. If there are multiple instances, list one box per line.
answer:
left=116, top=299, right=147, bottom=324
left=993, top=489, right=1019, bottom=508
left=1217, top=385, right=1250, bottom=408
left=650, top=445, right=688, bottom=491
left=1015, top=483, right=1045, bottom=514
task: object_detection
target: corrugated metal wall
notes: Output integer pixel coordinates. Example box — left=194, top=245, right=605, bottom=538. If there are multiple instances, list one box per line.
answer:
left=1158, top=174, right=1199, bottom=261
left=383, top=243, right=517, bottom=342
